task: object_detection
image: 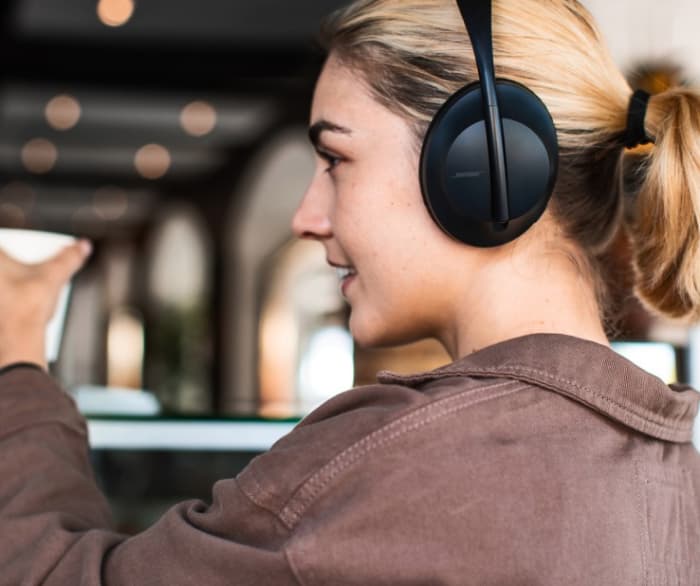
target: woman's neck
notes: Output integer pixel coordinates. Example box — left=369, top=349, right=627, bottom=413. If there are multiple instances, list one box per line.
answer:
left=439, top=239, right=610, bottom=361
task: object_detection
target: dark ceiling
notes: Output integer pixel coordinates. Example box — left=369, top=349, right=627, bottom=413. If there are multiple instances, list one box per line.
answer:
left=0, top=0, right=347, bottom=234
left=2, top=0, right=347, bottom=89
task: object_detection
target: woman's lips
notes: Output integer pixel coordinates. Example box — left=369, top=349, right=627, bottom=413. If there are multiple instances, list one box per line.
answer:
left=340, top=273, right=356, bottom=297
left=335, top=267, right=357, bottom=297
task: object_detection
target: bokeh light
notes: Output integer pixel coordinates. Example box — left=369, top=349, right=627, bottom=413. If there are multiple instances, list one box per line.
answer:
left=93, top=186, right=130, bottom=221
left=180, top=101, right=218, bottom=137
left=97, top=0, right=135, bottom=27
left=45, top=94, right=82, bottom=131
left=21, top=138, right=58, bottom=174
left=134, top=144, right=171, bottom=180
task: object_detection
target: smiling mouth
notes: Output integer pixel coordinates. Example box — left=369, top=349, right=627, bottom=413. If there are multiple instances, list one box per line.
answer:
left=332, top=266, right=357, bottom=297
left=335, top=267, right=356, bottom=281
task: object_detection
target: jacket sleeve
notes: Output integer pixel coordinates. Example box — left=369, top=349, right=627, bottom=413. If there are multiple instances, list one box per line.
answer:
left=0, top=367, right=299, bottom=586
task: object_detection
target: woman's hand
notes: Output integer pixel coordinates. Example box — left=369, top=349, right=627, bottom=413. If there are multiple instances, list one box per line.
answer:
left=0, top=240, right=92, bottom=370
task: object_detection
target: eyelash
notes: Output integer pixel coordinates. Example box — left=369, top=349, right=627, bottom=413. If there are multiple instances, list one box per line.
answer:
left=317, top=149, right=342, bottom=173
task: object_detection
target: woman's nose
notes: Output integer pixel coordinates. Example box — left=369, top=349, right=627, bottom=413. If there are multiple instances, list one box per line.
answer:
left=292, top=180, right=333, bottom=240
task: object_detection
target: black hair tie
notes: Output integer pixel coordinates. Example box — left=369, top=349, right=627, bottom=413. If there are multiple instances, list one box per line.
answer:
left=623, top=89, right=654, bottom=149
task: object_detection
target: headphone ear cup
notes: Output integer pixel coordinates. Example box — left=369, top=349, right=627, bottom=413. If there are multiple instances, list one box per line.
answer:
left=420, top=80, right=558, bottom=247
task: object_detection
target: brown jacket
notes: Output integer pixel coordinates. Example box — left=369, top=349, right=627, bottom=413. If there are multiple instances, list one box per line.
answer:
left=0, top=333, right=698, bottom=585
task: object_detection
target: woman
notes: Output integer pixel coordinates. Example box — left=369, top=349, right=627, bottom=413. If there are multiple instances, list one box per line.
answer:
left=0, top=0, right=698, bottom=583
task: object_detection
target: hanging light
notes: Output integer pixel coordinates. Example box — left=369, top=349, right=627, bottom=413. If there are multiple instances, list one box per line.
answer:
left=21, top=138, right=58, bottom=174
left=45, top=94, right=82, bottom=131
left=97, top=0, right=135, bottom=28
left=93, top=186, right=130, bottom=221
left=134, top=144, right=171, bottom=180
left=180, top=101, right=218, bottom=137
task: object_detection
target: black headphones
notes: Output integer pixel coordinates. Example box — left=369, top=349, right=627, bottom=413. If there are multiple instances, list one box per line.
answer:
left=420, top=0, right=559, bottom=248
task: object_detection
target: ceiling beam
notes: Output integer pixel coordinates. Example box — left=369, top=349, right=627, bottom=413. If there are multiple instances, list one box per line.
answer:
left=2, top=39, right=324, bottom=92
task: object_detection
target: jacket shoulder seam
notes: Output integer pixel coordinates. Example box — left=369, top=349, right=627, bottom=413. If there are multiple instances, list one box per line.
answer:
left=278, top=379, right=526, bottom=529
left=237, top=466, right=284, bottom=520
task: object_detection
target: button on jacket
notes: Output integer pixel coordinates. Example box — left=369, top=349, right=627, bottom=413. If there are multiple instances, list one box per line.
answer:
left=0, top=333, right=698, bottom=584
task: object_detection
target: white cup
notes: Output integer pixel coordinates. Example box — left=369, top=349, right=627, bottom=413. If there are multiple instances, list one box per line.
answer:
left=0, top=228, right=77, bottom=363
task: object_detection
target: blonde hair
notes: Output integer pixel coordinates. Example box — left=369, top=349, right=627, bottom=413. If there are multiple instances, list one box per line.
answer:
left=320, top=0, right=700, bottom=323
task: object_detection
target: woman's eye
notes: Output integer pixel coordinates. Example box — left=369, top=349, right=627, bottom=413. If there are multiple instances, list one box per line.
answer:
left=317, top=149, right=342, bottom=172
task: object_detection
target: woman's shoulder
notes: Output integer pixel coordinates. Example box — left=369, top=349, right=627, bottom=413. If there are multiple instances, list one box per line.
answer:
left=237, top=333, right=700, bottom=531
left=237, top=368, right=569, bottom=526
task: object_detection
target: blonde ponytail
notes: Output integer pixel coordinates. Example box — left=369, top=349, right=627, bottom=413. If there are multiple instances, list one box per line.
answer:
left=629, top=89, right=700, bottom=321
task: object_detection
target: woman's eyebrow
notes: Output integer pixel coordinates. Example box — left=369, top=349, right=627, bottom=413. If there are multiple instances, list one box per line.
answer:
left=308, top=119, right=352, bottom=148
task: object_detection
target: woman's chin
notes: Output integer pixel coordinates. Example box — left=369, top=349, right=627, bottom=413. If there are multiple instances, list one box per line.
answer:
left=348, top=313, right=385, bottom=349
left=348, top=312, right=419, bottom=349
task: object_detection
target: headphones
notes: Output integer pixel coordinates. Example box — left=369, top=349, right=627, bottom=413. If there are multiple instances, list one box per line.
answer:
left=420, top=0, right=559, bottom=248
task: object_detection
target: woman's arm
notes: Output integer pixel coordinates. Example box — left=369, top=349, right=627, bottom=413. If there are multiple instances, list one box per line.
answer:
left=0, top=244, right=298, bottom=584
left=0, top=366, right=298, bottom=585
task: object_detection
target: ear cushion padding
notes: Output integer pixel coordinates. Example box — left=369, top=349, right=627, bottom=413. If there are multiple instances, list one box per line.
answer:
left=420, top=79, right=558, bottom=247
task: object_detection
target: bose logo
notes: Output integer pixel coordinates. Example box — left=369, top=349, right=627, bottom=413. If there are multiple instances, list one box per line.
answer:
left=451, top=171, right=484, bottom=179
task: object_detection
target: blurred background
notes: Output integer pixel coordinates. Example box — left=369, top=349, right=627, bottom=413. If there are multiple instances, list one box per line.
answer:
left=1, top=0, right=699, bottom=531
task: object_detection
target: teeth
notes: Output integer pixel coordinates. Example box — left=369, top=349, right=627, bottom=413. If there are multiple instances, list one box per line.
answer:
left=336, top=267, right=355, bottom=281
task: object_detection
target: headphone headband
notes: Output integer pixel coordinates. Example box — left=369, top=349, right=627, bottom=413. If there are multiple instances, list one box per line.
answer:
left=455, top=0, right=509, bottom=227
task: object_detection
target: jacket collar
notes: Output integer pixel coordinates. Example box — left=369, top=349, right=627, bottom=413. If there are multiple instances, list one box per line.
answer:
left=377, top=333, right=699, bottom=444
